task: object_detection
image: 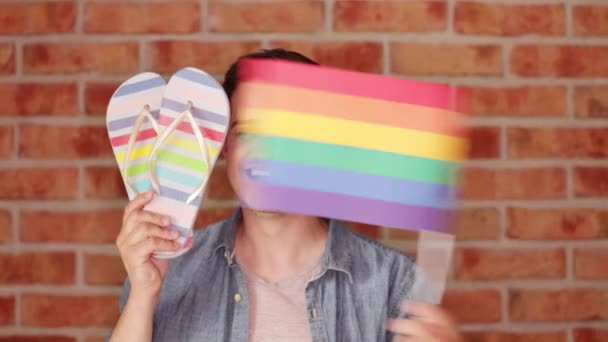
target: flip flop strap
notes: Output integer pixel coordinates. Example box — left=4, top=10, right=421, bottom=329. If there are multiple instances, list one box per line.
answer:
left=148, top=101, right=211, bottom=205
left=122, top=105, right=159, bottom=196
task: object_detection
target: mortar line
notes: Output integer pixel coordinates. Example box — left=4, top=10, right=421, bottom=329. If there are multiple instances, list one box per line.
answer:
left=202, top=0, right=209, bottom=33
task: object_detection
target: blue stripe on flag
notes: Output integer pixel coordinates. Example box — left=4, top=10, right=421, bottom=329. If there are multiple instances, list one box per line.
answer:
left=246, top=159, right=455, bottom=209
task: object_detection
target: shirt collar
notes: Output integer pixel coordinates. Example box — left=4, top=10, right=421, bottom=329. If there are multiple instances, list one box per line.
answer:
left=211, top=209, right=353, bottom=282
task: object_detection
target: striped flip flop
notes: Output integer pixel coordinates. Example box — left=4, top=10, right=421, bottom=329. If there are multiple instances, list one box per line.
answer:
left=146, top=67, right=230, bottom=259
left=107, top=72, right=165, bottom=199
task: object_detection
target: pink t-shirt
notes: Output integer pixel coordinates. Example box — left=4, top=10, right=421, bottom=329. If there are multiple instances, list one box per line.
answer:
left=238, top=258, right=321, bottom=342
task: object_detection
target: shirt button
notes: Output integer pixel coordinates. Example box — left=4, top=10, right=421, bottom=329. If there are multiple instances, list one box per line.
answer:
left=234, top=293, right=242, bottom=303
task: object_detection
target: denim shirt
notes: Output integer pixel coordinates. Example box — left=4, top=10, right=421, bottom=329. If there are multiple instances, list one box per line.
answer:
left=116, top=210, right=431, bottom=342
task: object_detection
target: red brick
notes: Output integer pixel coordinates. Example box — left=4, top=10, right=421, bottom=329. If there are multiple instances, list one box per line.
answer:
left=460, top=168, right=566, bottom=200
left=85, top=2, right=199, bottom=34
left=22, top=294, right=119, bottom=327
left=574, top=6, right=608, bottom=36
left=455, top=208, right=500, bottom=240
left=0, top=2, right=75, bottom=34
left=334, top=1, right=445, bottom=32
left=85, top=254, right=125, bottom=285
left=342, top=222, right=380, bottom=239
left=84, top=337, right=104, bottom=342
left=468, top=126, right=500, bottom=159
left=391, top=43, right=502, bottom=76
left=0, top=337, right=76, bottom=342
left=84, top=167, right=126, bottom=199
left=574, top=167, right=608, bottom=197
left=0, top=252, right=75, bottom=285
left=510, top=288, right=608, bottom=322
left=441, top=289, right=501, bottom=323
left=207, top=163, right=235, bottom=200
left=455, top=2, right=564, bottom=36
left=0, top=168, right=78, bottom=199
left=467, top=86, right=566, bottom=117
left=0, top=83, right=78, bottom=116
left=0, top=210, right=11, bottom=243
left=210, top=1, right=323, bottom=33
left=85, top=337, right=104, bottom=342
left=21, top=210, right=123, bottom=244
left=574, top=328, right=608, bottom=342
left=508, top=128, right=608, bottom=159
left=508, top=208, right=608, bottom=240
left=511, top=45, right=608, bottom=77
left=0, top=43, right=14, bottom=74
left=85, top=82, right=120, bottom=116
left=575, top=248, right=608, bottom=280
left=19, top=125, right=112, bottom=159
left=0, top=126, right=13, bottom=158
left=465, top=331, right=567, bottom=342
left=148, top=41, right=260, bottom=74
left=0, top=296, right=14, bottom=325
left=455, top=248, right=565, bottom=280
left=24, top=42, right=138, bottom=74
left=575, top=86, right=608, bottom=118
left=268, top=41, right=383, bottom=73
left=386, top=228, right=418, bottom=240
left=194, top=207, right=236, bottom=229
left=391, top=208, right=500, bottom=240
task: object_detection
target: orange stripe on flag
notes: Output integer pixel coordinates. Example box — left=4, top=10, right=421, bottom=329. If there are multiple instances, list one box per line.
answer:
left=237, top=82, right=466, bottom=137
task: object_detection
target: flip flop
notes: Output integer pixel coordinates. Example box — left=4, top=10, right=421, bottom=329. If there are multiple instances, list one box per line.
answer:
left=145, top=67, right=230, bottom=259
left=107, top=72, right=165, bottom=199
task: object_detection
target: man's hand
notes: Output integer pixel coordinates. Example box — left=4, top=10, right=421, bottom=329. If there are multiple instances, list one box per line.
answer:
left=386, top=301, right=463, bottom=342
left=116, top=191, right=181, bottom=298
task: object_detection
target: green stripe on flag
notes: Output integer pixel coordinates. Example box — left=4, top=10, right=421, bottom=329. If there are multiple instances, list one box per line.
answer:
left=248, top=135, right=457, bottom=185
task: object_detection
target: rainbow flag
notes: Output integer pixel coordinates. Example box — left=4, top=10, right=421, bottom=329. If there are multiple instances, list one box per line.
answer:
left=236, top=59, right=469, bottom=234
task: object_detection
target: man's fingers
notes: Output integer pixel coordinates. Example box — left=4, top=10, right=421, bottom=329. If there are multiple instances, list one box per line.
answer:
left=134, top=210, right=171, bottom=227
left=386, top=319, right=434, bottom=340
left=131, top=237, right=181, bottom=263
left=123, top=191, right=154, bottom=223
left=125, top=224, right=180, bottom=247
left=400, top=301, right=456, bottom=326
left=122, top=210, right=170, bottom=239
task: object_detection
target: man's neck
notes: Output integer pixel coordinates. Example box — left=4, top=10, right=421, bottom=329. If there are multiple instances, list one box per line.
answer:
left=235, top=208, right=328, bottom=283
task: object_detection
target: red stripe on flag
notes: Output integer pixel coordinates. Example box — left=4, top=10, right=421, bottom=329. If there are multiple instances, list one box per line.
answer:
left=238, top=59, right=470, bottom=113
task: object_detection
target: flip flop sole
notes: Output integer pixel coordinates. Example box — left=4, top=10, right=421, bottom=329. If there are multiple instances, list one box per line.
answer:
left=152, top=68, right=230, bottom=259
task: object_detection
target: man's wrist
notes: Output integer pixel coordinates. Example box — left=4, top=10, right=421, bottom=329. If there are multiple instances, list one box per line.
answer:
left=126, top=290, right=160, bottom=313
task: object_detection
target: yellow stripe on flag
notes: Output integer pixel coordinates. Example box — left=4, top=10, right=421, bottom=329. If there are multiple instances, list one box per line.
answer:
left=240, top=109, right=467, bottom=162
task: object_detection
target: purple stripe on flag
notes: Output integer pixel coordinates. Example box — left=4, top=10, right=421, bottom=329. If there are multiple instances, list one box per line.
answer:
left=240, top=180, right=454, bottom=234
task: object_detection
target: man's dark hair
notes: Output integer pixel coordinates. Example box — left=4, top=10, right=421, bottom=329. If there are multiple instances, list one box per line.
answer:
left=222, top=48, right=318, bottom=100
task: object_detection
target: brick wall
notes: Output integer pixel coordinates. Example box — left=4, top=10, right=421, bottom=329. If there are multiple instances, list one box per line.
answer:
left=0, top=1, right=607, bottom=341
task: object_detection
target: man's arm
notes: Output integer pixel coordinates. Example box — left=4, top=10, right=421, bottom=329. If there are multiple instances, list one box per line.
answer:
left=106, top=192, right=182, bottom=342
left=109, top=279, right=157, bottom=342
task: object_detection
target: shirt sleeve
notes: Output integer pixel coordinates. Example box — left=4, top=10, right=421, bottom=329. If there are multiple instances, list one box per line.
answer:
left=118, top=277, right=131, bottom=312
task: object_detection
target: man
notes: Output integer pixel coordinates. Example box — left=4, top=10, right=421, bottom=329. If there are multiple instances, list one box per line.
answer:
left=109, top=49, right=462, bottom=342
